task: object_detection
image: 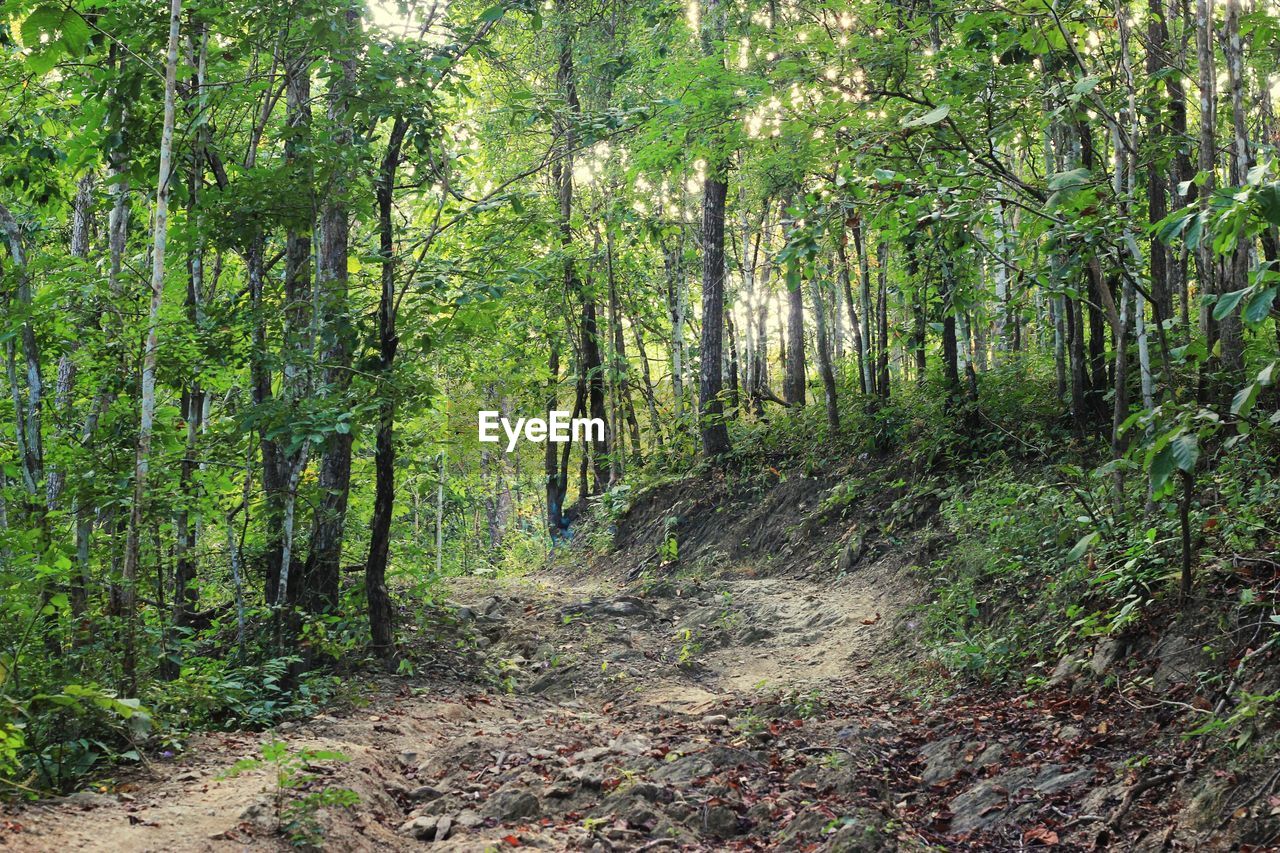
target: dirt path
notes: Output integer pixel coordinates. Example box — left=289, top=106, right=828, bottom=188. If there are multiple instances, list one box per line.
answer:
left=1, top=569, right=1203, bottom=851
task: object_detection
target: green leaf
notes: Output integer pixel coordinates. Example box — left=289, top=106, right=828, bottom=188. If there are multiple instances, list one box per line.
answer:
left=1243, top=286, right=1276, bottom=325
left=1067, top=531, right=1099, bottom=562
left=1212, top=287, right=1249, bottom=321
left=1170, top=433, right=1199, bottom=473
left=1048, top=168, right=1091, bottom=192
left=902, top=103, right=950, bottom=128
left=477, top=4, right=506, bottom=23
left=1149, top=444, right=1175, bottom=494
left=1231, top=381, right=1261, bottom=418
left=1256, top=184, right=1280, bottom=225
left=1072, top=75, right=1100, bottom=95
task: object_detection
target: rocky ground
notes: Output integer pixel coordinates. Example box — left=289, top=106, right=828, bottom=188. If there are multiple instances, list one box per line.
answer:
left=6, top=557, right=1269, bottom=852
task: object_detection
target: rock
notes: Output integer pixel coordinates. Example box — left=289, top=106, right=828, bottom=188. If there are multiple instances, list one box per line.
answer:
left=918, top=736, right=1005, bottom=785
left=1034, top=766, right=1091, bottom=795
left=454, top=606, right=476, bottom=623
left=608, top=732, right=651, bottom=756
left=600, top=597, right=651, bottom=617
left=456, top=809, right=483, bottom=829
left=827, top=809, right=894, bottom=852
left=701, top=714, right=729, bottom=727
left=676, top=606, right=722, bottom=633
left=593, top=785, right=665, bottom=828
left=239, top=798, right=276, bottom=831
left=782, top=807, right=838, bottom=842
left=701, top=804, right=741, bottom=838
left=1090, top=637, right=1122, bottom=677
left=949, top=765, right=1091, bottom=833
left=529, top=665, right=577, bottom=694
left=482, top=786, right=540, bottom=821
left=1057, top=725, right=1085, bottom=742
left=408, top=785, right=444, bottom=801
left=543, top=780, right=579, bottom=798
left=434, top=814, right=453, bottom=841
left=1047, top=652, right=1082, bottom=687
left=61, top=791, right=117, bottom=808
left=399, top=815, right=439, bottom=840
left=949, top=768, right=1035, bottom=833
left=654, top=747, right=748, bottom=783
left=571, top=745, right=611, bottom=764
left=837, top=533, right=866, bottom=573
left=1153, top=631, right=1207, bottom=690
left=738, top=626, right=773, bottom=644
left=475, top=636, right=491, bottom=650
left=787, top=764, right=866, bottom=798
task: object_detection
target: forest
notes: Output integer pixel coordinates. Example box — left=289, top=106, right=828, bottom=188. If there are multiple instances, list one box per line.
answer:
left=2, top=0, right=1280, bottom=848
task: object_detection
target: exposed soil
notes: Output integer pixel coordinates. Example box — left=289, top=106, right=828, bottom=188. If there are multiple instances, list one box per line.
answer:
left=3, top=471, right=1276, bottom=851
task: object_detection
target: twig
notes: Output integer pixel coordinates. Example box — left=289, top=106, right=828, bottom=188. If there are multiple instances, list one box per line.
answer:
left=1217, top=765, right=1280, bottom=830
left=1105, top=770, right=1183, bottom=834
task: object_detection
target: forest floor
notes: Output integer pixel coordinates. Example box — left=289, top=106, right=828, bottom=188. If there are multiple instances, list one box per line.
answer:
left=1, top=556, right=1235, bottom=852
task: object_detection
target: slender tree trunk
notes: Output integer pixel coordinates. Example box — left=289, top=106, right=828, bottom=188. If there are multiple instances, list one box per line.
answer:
left=1195, top=0, right=1219, bottom=401
left=1219, top=0, right=1248, bottom=383
left=837, top=228, right=867, bottom=395
left=303, top=5, right=359, bottom=616
left=366, top=116, right=407, bottom=658
left=876, top=242, right=890, bottom=397
left=809, top=276, right=840, bottom=430
left=121, top=0, right=182, bottom=692
left=544, top=341, right=566, bottom=534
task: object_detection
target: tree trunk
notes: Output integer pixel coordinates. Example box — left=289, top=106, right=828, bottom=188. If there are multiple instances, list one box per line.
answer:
left=700, top=172, right=733, bottom=457
left=303, top=5, right=360, bottom=616
left=366, top=116, right=407, bottom=658
left=809, top=275, right=840, bottom=430
left=1195, top=0, right=1219, bottom=401
left=1219, top=0, right=1248, bottom=383
left=121, top=0, right=182, bottom=692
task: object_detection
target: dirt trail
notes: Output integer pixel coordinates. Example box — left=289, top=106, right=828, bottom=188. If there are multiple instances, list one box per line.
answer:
left=1, top=567, right=1210, bottom=851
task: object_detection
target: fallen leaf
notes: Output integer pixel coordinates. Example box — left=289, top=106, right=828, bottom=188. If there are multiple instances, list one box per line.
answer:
left=1024, top=825, right=1059, bottom=845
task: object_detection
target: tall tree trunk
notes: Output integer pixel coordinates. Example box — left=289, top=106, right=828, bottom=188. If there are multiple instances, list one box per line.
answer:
left=809, top=275, right=840, bottom=430
left=853, top=219, right=875, bottom=395
left=697, top=0, right=732, bottom=458
left=876, top=241, right=890, bottom=397
left=121, top=0, right=182, bottom=692
left=366, top=116, right=407, bottom=658
left=700, top=173, right=733, bottom=456
left=1195, top=0, right=1219, bottom=402
left=303, top=5, right=359, bottom=616
left=1219, top=0, right=1248, bottom=384
left=173, top=26, right=210, bottom=635
left=544, top=342, right=567, bottom=533
left=837, top=226, right=867, bottom=395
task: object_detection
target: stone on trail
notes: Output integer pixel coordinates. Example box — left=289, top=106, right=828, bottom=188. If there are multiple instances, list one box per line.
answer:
left=701, top=803, right=742, bottom=838
left=399, top=814, right=438, bottom=839
left=482, top=784, right=541, bottom=821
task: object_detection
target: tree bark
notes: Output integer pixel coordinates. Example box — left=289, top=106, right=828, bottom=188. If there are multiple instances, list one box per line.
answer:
left=700, top=173, right=732, bottom=456
left=366, top=116, right=407, bottom=658
left=303, top=4, right=360, bottom=615
left=121, top=0, right=182, bottom=692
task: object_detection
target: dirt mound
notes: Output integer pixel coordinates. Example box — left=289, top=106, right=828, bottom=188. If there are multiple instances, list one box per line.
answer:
left=595, top=455, right=943, bottom=594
